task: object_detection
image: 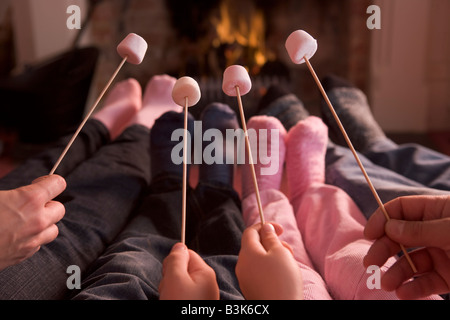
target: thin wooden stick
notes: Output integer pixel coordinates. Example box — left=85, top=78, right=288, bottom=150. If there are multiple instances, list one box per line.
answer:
left=304, top=56, right=417, bottom=273
left=49, top=56, right=128, bottom=175
left=181, top=97, right=189, bottom=244
left=235, top=86, right=265, bottom=225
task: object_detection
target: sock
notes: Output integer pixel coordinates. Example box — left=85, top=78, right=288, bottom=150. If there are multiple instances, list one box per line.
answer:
left=257, top=85, right=310, bottom=131
left=150, top=111, right=194, bottom=180
left=132, top=75, right=181, bottom=129
left=241, top=115, right=286, bottom=200
left=199, top=103, right=240, bottom=186
left=320, top=74, right=388, bottom=153
left=286, top=116, right=327, bottom=209
left=93, top=78, right=142, bottom=140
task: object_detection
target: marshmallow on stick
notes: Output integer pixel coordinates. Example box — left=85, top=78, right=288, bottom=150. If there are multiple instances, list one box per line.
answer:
left=285, top=29, right=417, bottom=273
left=50, top=33, right=148, bottom=175
left=223, top=65, right=265, bottom=225
left=172, top=76, right=201, bottom=244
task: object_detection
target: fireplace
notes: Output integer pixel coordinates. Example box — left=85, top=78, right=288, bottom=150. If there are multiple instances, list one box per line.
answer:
left=87, top=0, right=372, bottom=119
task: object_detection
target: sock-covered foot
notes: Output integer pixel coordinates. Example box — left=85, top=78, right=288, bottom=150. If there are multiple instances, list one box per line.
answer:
left=150, top=111, right=194, bottom=180
left=286, top=116, right=328, bottom=209
left=132, top=74, right=181, bottom=129
left=93, top=78, right=142, bottom=140
left=320, top=74, right=387, bottom=153
left=241, top=115, right=286, bottom=199
left=199, top=103, right=240, bottom=186
left=257, top=85, right=310, bottom=131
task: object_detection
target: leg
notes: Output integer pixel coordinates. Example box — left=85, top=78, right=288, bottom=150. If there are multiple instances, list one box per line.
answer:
left=0, top=76, right=180, bottom=299
left=72, top=111, right=244, bottom=300
left=241, top=115, right=332, bottom=300
left=321, top=75, right=450, bottom=190
left=325, top=142, right=450, bottom=219
left=287, top=117, right=441, bottom=300
left=0, top=124, right=151, bottom=299
left=0, top=78, right=143, bottom=188
left=190, top=104, right=246, bottom=297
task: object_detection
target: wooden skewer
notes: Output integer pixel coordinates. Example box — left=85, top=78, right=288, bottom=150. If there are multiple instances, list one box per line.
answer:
left=49, top=56, right=128, bottom=176
left=181, top=97, right=189, bottom=245
left=235, top=86, right=266, bottom=225
left=304, top=56, right=418, bottom=274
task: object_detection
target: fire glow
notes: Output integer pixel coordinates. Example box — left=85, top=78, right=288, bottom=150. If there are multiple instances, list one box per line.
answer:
left=211, top=0, right=272, bottom=74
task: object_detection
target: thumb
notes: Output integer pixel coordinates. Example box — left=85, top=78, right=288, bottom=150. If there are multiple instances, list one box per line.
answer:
left=163, top=243, right=189, bottom=277
left=385, top=219, right=450, bottom=251
left=260, top=223, right=282, bottom=252
left=30, top=175, right=66, bottom=201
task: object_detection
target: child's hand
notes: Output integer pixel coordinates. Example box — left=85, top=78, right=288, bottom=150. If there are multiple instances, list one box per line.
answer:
left=159, top=243, right=219, bottom=300
left=364, top=195, right=450, bottom=299
left=236, top=223, right=303, bottom=300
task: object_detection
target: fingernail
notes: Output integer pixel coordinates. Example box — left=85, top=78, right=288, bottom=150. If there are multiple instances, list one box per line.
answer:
left=262, top=223, right=275, bottom=234
left=171, top=242, right=187, bottom=252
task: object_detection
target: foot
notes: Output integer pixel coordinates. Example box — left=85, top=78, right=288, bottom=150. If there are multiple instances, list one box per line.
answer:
left=321, top=74, right=387, bottom=152
left=150, top=111, right=195, bottom=180
left=132, top=75, right=181, bottom=129
left=199, top=103, right=240, bottom=186
left=93, top=78, right=142, bottom=140
left=286, top=116, right=328, bottom=208
left=241, top=115, right=287, bottom=199
left=257, top=85, right=310, bottom=131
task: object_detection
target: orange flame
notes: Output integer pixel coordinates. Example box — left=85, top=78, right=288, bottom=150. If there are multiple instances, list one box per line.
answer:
left=211, top=0, right=270, bottom=73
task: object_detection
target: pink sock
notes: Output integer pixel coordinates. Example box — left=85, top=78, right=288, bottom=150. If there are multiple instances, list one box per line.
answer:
left=131, top=74, right=181, bottom=129
left=286, top=116, right=328, bottom=210
left=93, top=78, right=142, bottom=140
left=241, top=116, right=286, bottom=199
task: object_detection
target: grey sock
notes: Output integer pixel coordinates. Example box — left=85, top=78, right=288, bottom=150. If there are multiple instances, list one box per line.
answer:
left=257, top=86, right=309, bottom=131
left=321, top=86, right=387, bottom=152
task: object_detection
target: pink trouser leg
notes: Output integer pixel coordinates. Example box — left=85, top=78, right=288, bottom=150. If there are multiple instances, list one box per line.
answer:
left=243, top=190, right=333, bottom=300
left=292, top=184, right=442, bottom=300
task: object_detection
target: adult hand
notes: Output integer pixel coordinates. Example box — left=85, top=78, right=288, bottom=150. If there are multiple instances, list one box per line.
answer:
left=0, top=175, right=66, bottom=271
left=159, top=243, right=219, bottom=300
left=364, top=195, right=450, bottom=299
left=236, top=223, right=303, bottom=300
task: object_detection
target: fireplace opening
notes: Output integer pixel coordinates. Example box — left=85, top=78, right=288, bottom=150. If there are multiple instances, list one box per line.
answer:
left=87, top=0, right=372, bottom=120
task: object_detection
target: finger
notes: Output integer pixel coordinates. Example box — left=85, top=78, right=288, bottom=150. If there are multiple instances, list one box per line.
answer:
left=34, top=224, right=60, bottom=247
left=396, top=272, right=449, bottom=300
left=27, top=201, right=65, bottom=236
left=241, top=225, right=266, bottom=255
left=384, top=195, right=448, bottom=221
left=381, top=248, right=434, bottom=292
left=364, top=206, right=389, bottom=240
left=30, top=175, right=67, bottom=202
left=260, top=223, right=283, bottom=252
left=281, top=241, right=295, bottom=256
left=187, top=250, right=213, bottom=276
left=162, top=243, right=189, bottom=277
left=396, top=248, right=450, bottom=299
left=363, top=236, right=401, bottom=268
left=386, top=218, right=450, bottom=251
left=44, top=200, right=66, bottom=223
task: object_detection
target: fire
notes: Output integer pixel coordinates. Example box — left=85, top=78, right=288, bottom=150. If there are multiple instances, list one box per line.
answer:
left=211, top=0, right=271, bottom=74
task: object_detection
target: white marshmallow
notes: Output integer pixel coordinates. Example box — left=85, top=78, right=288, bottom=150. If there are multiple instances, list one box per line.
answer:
left=172, top=77, right=201, bottom=107
left=117, top=33, right=148, bottom=65
left=222, top=65, right=252, bottom=96
left=285, top=30, right=318, bottom=64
